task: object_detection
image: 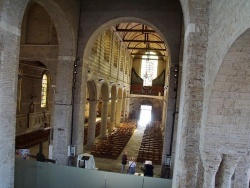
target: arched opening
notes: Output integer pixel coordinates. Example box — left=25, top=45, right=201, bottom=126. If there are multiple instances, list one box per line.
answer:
left=204, top=28, right=250, bottom=188
left=82, top=19, right=173, bottom=177
left=16, top=0, right=76, bottom=166
left=15, top=1, right=59, bottom=160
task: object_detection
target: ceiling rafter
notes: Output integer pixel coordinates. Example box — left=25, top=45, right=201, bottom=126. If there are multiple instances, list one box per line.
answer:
left=115, top=23, right=167, bottom=59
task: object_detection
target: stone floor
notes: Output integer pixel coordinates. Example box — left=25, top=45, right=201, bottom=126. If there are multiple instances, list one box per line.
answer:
left=86, top=122, right=162, bottom=178
left=27, top=121, right=162, bottom=178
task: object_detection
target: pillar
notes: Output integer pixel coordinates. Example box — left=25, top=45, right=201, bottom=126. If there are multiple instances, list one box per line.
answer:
left=115, top=97, right=122, bottom=126
left=100, top=99, right=108, bottom=138
left=109, top=98, right=116, bottom=132
left=52, top=58, right=74, bottom=165
left=202, top=153, right=222, bottom=188
left=218, top=155, right=240, bottom=188
left=0, top=18, right=22, bottom=187
left=71, top=60, right=87, bottom=155
left=86, top=100, right=98, bottom=148
left=233, top=155, right=250, bottom=188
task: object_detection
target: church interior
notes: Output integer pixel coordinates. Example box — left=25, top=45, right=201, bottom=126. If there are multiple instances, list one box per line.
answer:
left=0, top=0, right=250, bottom=188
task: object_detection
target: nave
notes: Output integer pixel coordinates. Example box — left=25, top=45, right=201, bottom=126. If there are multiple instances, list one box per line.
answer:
left=21, top=120, right=163, bottom=178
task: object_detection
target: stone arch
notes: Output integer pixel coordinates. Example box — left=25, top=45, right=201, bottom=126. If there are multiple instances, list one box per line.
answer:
left=100, top=82, right=109, bottom=100
left=24, top=0, right=76, bottom=165
left=141, top=99, right=153, bottom=106
left=86, top=79, right=98, bottom=148
left=87, top=80, right=97, bottom=101
left=111, top=85, right=117, bottom=99
left=205, top=4, right=250, bottom=103
left=179, top=0, right=190, bottom=30
left=117, top=87, right=123, bottom=98
left=205, top=28, right=250, bottom=156
left=203, top=28, right=250, bottom=188
left=32, top=0, right=75, bottom=56
left=82, top=17, right=171, bottom=65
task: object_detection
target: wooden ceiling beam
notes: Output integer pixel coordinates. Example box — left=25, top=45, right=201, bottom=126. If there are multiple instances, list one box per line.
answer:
left=131, top=53, right=165, bottom=56
left=123, top=39, right=164, bottom=43
left=128, top=47, right=166, bottom=51
left=115, top=29, right=155, bottom=33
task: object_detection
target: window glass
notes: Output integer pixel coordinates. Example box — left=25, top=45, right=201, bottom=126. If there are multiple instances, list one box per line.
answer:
left=141, top=52, right=158, bottom=86
left=41, top=74, right=48, bottom=107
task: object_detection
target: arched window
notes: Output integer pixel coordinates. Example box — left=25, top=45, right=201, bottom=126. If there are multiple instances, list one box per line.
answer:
left=140, top=52, right=158, bottom=86
left=41, top=74, right=48, bottom=108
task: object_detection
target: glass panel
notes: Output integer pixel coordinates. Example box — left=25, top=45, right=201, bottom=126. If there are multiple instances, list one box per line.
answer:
left=106, top=172, right=144, bottom=188
left=41, top=74, right=47, bottom=107
left=143, top=176, right=172, bottom=188
left=15, top=158, right=37, bottom=188
left=15, top=159, right=172, bottom=188
left=141, top=52, right=158, bottom=86
left=71, top=167, right=106, bottom=188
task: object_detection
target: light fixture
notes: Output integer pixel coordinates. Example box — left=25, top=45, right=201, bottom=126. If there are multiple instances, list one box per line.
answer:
left=99, top=78, right=104, bottom=82
left=164, top=86, right=168, bottom=90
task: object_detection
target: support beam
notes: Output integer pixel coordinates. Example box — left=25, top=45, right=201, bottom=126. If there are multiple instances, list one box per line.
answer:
left=123, top=39, right=164, bottom=43
left=128, top=47, right=166, bottom=51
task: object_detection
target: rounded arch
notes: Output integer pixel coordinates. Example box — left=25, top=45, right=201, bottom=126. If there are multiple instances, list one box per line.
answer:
left=206, top=12, right=250, bottom=101
left=117, top=87, right=123, bottom=98
left=204, top=28, right=250, bottom=156
left=87, top=80, right=97, bottom=101
left=111, top=85, right=117, bottom=99
left=100, top=82, right=109, bottom=100
left=82, top=17, right=170, bottom=64
left=123, top=89, right=127, bottom=98
left=33, top=0, right=76, bottom=56
left=141, top=99, right=153, bottom=106
left=179, top=0, right=190, bottom=31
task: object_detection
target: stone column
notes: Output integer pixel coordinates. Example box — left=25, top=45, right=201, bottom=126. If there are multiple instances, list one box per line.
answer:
left=86, top=100, right=98, bottom=148
left=52, top=58, right=74, bottom=165
left=202, top=153, right=222, bottom=188
left=173, top=6, right=209, bottom=186
left=126, top=97, right=130, bottom=119
left=0, top=19, right=22, bottom=188
left=109, top=98, right=116, bottom=132
left=100, top=99, right=108, bottom=138
left=218, top=155, right=240, bottom=188
left=115, top=97, right=122, bottom=126
left=123, top=98, right=127, bottom=120
left=71, top=60, right=87, bottom=156
left=121, top=98, right=126, bottom=121
left=233, top=155, right=250, bottom=188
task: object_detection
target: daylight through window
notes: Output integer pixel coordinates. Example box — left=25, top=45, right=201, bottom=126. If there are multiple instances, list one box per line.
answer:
left=41, top=74, right=48, bottom=108
left=141, top=52, right=158, bottom=86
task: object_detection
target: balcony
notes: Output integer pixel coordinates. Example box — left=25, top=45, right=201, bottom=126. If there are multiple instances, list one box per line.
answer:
left=130, top=84, right=164, bottom=96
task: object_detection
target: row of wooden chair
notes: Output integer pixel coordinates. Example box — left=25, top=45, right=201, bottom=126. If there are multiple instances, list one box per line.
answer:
left=91, top=122, right=136, bottom=159
left=84, top=121, right=101, bottom=145
left=137, top=122, right=163, bottom=165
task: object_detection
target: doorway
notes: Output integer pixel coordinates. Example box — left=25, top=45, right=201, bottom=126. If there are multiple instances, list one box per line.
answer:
left=138, top=105, right=152, bottom=126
